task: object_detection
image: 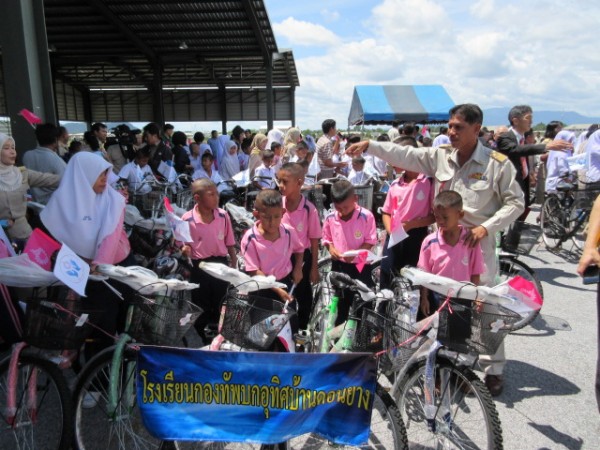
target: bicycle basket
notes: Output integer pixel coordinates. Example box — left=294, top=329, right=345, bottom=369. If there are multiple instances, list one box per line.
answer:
left=574, top=186, right=600, bottom=210
left=24, top=288, right=101, bottom=350
left=353, top=308, right=387, bottom=353
left=219, top=292, right=295, bottom=350
left=501, top=221, right=542, bottom=255
left=176, top=188, right=194, bottom=211
left=127, top=290, right=202, bottom=346
left=437, top=298, right=520, bottom=355
left=354, top=185, right=374, bottom=210
left=383, top=319, right=429, bottom=372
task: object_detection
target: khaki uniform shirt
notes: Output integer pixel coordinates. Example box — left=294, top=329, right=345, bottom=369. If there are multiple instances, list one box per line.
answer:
left=368, top=140, right=525, bottom=284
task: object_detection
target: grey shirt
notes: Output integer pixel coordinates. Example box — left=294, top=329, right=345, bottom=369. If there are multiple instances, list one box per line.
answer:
left=22, top=147, right=66, bottom=204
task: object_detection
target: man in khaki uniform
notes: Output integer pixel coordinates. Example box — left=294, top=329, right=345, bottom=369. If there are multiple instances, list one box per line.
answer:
left=347, top=103, right=525, bottom=396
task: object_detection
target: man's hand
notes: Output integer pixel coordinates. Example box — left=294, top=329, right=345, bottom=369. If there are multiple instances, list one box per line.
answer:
left=577, top=247, right=600, bottom=277
left=345, top=140, right=369, bottom=157
left=545, top=139, right=573, bottom=151
left=465, top=226, right=488, bottom=247
left=328, top=245, right=343, bottom=261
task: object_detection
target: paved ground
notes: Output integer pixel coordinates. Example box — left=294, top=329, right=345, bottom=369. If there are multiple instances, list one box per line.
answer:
left=492, top=225, right=600, bottom=449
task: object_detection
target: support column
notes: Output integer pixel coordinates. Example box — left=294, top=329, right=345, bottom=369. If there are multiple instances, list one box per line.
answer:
left=151, top=63, right=164, bottom=125
left=290, top=87, right=296, bottom=128
left=266, top=64, right=274, bottom=131
left=219, top=83, right=227, bottom=135
left=0, top=0, right=57, bottom=161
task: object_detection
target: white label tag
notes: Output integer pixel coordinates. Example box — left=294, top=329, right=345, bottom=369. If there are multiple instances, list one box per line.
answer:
left=75, top=313, right=89, bottom=327
left=179, top=313, right=192, bottom=326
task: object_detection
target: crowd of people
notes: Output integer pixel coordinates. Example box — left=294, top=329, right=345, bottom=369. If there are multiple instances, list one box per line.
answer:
left=1, top=102, right=599, bottom=406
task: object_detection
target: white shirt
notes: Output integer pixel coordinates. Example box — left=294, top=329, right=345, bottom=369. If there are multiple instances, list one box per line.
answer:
left=192, top=168, right=228, bottom=193
left=118, top=162, right=153, bottom=194
left=254, top=164, right=276, bottom=188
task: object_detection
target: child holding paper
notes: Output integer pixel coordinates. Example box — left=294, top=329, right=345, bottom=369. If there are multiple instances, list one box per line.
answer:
left=322, top=179, right=377, bottom=324
left=418, top=190, right=485, bottom=316
left=379, top=154, right=434, bottom=290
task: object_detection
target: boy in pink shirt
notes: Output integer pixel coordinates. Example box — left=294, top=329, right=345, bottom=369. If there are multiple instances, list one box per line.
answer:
left=241, top=189, right=304, bottom=302
left=322, top=179, right=377, bottom=324
left=277, top=162, right=322, bottom=329
left=181, top=178, right=237, bottom=340
left=380, top=139, right=435, bottom=290
left=418, top=190, right=486, bottom=316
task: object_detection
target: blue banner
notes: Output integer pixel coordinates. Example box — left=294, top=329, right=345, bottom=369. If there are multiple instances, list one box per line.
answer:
left=137, top=346, right=377, bottom=445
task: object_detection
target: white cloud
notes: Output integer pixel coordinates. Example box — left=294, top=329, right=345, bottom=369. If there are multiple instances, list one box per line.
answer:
left=267, top=1, right=600, bottom=129
left=320, top=9, right=340, bottom=22
left=273, top=17, right=342, bottom=47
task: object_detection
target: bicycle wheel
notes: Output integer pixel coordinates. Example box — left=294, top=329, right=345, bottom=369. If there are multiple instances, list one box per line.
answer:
left=498, top=256, right=543, bottom=331
left=74, top=346, right=160, bottom=450
left=287, top=383, right=407, bottom=449
left=0, top=352, right=73, bottom=450
left=396, top=359, right=502, bottom=450
left=540, top=195, right=565, bottom=249
left=570, top=211, right=589, bottom=251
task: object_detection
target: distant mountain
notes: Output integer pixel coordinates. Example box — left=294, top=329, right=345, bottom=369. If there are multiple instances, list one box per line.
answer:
left=483, top=107, right=600, bottom=126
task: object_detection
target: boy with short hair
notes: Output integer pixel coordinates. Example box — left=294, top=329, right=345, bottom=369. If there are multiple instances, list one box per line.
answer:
left=253, top=150, right=277, bottom=189
left=181, top=178, right=237, bottom=340
left=118, top=146, right=153, bottom=194
left=322, top=179, right=377, bottom=324
left=241, top=189, right=304, bottom=302
left=277, top=163, right=322, bottom=329
left=348, top=156, right=368, bottom=185
left=418, top=190, right=486, bottom=315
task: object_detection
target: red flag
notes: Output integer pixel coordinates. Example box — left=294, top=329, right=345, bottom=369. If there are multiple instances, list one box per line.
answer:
left=421, top=125, right=429, bottom=136
left=163, top=196, right=174, bottom=213
left=18, top=109, right=43, bottom=128
left=24, top=228, right=61, bottom=270
left=355, top=250, right=368, bottom=273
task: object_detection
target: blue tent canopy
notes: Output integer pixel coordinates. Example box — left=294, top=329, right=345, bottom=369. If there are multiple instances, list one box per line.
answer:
left=348, top=85, right=455, bottom=126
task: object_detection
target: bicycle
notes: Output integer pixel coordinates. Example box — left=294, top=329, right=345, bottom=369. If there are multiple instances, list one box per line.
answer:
left=387, top=267, right=529, bottom=450
left=540, top=178, right=597, bottom=251
left=497, top=223, right=545, bottom=331
left=0, top=261, right=101, bottom=450
left=298, top=271, right=408, bottom=449
left=71, top=265, right=201, bottom=450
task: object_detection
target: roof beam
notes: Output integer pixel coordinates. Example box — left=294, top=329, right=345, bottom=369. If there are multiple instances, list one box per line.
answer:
left=241, top=0, right=272, bottom=62
left=84, top=0, right=158, bottom=65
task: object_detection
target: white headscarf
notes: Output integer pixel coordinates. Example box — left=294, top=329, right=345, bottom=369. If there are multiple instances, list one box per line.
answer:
left=0, top=133, right=22, bottom=192
left=41, top=152, right=125, bottom=259
left=266, top=129, right=284, bottom=150
left=220, top=140, right=241, bottom=180
left=217, top=135, right=232, bottom=167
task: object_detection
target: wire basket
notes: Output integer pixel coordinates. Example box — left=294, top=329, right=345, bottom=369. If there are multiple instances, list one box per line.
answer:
left=353, top=308, right=387, bottom=353
left=501, top=221, right=541, bottom=255
left=354, top=185, right=374, bottom=210
left=437, top=298, right=520, bottom=355
left=24, top=290, right=100, bottom=350
left=219, top=292, right=295, bottom=350
left=127, top=290, right=202, bottom=346
left=574, top=186, right=600, bottom=210
left=383, top=319, right=429, bottom=372
left=176, top=188, right=194, bottom=211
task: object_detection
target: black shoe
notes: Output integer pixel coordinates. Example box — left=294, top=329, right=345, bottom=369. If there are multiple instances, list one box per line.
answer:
left=484, top=374, right=504, bottom=397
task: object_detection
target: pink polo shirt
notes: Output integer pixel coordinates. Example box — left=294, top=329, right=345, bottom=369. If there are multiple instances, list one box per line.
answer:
left=282, top=196, right=322, bottom=250
left=93, top=210, right=130, bottom=265
left=322, top=205, right=377, bottom=254
left=382, top=174, right=432, bottom=222
left=417, top=226, right=485, bottom=282
left=181, top=207, right=235, bottom=259
left=241, top=222, right=303, bottom=280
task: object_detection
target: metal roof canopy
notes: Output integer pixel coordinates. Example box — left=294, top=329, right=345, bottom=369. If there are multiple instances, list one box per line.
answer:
left=0, top=0, right=299, bottom=135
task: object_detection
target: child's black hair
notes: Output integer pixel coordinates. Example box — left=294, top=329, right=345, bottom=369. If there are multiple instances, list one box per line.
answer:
left=434, top=190, right=463, bottom=210
left=255, top=189, right=283, bottom=210
left=331, top=179, right=355, bottom=204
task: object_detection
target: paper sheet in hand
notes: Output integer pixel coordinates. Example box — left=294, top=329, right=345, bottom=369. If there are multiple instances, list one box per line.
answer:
left=199, top=262, right=287, bottom=293
left=158, top=160, right=178, bottom=183
left=341, top=250, right=385, bottom=265
left=53, top=244, right=89, bottom=296
left=387, top=225, right=408, bottom=249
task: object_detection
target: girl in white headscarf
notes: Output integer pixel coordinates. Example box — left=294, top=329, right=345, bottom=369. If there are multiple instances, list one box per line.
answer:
left=220, top=140, right=241, bottom=181
left=0, top=133, right=60, bottom=244
left=41, top=151, right=129, bottom=265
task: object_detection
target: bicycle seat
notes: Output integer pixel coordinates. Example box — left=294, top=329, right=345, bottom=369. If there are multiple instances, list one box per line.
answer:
left=556, top=180, right=574, bottom=191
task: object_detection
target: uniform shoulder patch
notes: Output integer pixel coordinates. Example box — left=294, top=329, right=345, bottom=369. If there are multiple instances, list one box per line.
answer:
left=490, top=151, right=507, bottom=162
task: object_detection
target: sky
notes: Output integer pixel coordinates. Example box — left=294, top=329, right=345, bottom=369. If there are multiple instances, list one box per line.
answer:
left=256, top=0, right=599, bottom=130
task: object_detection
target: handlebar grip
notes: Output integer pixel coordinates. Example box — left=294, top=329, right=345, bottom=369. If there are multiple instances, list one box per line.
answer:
left=328, top=271, right=355, bottom=288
